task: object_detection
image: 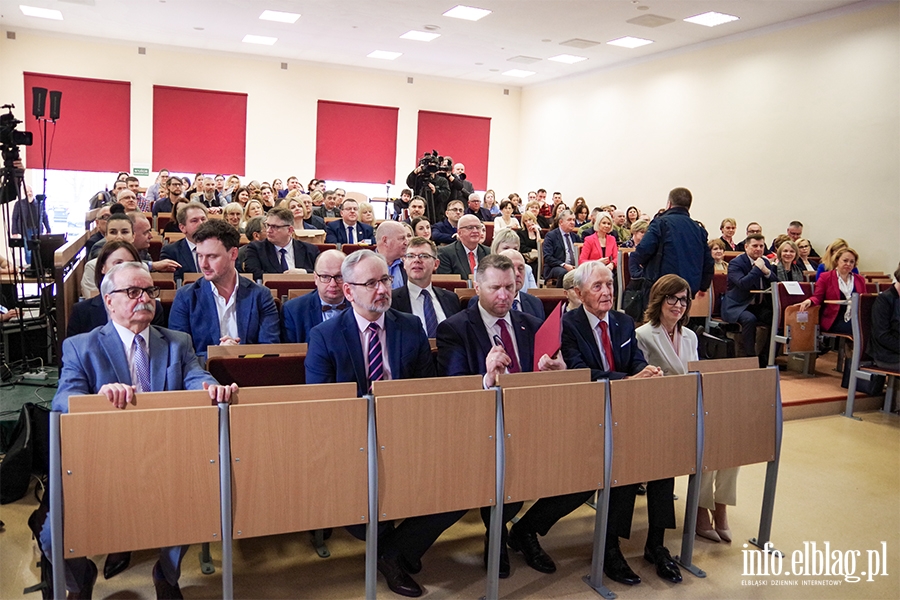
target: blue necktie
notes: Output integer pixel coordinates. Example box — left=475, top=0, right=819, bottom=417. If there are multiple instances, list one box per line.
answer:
left=421, top=290, right=438, bottom=338
left=133, top=336, right=151, bottom=393
left=347, top=226, right=354, bottom=244
left=367, top=322, right=383, bottom=393
left=279, top=248, right=288, bottom=271
left=512, top=299, right=521, bottom=312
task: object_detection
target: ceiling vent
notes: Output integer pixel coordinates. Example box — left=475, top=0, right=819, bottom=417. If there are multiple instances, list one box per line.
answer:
left=507, top=55, right=541, bottom=64
left=559, top=38, right=601, bottom=49
left=627, top=14, right=676, bottom=27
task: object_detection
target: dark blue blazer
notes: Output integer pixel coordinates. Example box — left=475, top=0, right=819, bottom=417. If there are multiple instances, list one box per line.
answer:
left=167, top=275, right=281, bottom=359
left=159, top=238, right=198, bottom=280
left=305, top=308, right=435, bottom=397
left=436, top=304, right=542, bottom=377
left=391, top=284, right=462, bottom=326
left=54, top=322, right=216, bottom=413
left=324, top=220, right=375, bottom=244
left=542, top=228, right=582, bottom=278
left=67, top=295, right=165, bottom=338
left=303, top=215, right=326, bottom=230
left=466, top=291, right=545, bottom=321
left=282, top=291, right=347, bottom=343
left=720, top=253, right=779, bottom=323
left=436, top=240, right=490, bottom=279
left=560, top=306, right=647, bottom=381
left=431, top=220, right=458, bottom=245
left=240, top=239, right=320, bottom=281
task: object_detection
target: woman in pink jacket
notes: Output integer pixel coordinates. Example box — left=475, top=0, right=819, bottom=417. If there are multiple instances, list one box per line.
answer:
left=578, top=211, right=618, bottom=270
left=797, top=248, right=866, bottom=335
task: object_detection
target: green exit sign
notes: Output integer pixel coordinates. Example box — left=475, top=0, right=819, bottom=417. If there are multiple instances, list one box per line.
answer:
left=133, top=167, right=150, bottom=177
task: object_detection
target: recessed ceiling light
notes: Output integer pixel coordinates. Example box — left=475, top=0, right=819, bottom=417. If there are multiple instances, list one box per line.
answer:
left=242, top=34, right=277, bottom=45
left=259, top=10, right=300, bottom=24
left=606, top=36, right=653, bottom=49
left=684, top=11, right=740, bottom=27
left=548, top=54, right=587, bottom=64
left=368, top=50, right=402, bottom=60
left=502, top=69, right=535, bottom=78
left=20, top=5, right=63, bottom=20
left=400, top=30, right=441, bottom=42
left=443, top=5, right=491, bottom=21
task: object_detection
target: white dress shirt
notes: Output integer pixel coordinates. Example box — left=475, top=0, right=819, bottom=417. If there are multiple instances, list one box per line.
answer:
left=477, top=302, right=521, bottom=387
left=584, top=309, right=612, bottom=372
left=408, top=282, right=447, bottom=333
left=111, top=321, right=152, bottom=391
left=209, top=274, right=239, bottom=340
left=353, top=310, right=392, bottom=381
left=273, top=240, right=295, bottom=270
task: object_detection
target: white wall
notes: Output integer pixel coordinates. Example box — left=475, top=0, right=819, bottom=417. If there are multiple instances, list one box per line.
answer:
left=0, top=30, right=521, bottom=189
left=518, top=3, right=899, bottom=273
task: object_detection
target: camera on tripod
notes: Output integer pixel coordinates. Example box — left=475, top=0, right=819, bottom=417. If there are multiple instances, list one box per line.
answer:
left=1, top=106, right=33, bottom=162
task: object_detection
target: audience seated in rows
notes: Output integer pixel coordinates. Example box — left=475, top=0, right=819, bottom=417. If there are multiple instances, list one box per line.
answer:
left=241, top=207, right=319, bottom=280
left=390, top=237, right=462, bottom=337
left=798, top=247, right=865, bottom=336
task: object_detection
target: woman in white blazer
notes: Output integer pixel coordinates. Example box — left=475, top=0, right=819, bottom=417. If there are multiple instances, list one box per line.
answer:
left=635, top=275, right=737, bottom=544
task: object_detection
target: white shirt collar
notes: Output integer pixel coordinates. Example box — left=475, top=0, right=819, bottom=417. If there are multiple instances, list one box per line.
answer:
left=584, top=308, right=609, bottom=330
left=353, top=309, right=386, bottom=333
left=111, top=320, right=151, bottom=352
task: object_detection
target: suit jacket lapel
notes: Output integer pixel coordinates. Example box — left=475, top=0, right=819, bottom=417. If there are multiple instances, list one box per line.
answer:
left=265, top=241, right=280, bottom=273
left=235, top=277, right=251, bottom=341
left=455, top=242, right=470, bottom=275
left=384, top=310, right=403, bottom=378
left=148, top=327, right=168, bottom=391
left=99, top=322, right=132, bottom=385
left=198, top=279, right=221, bottom=347
left=340, top=310, right=368, bottom=389
left=575, top=307, right=604, bottom=369
left=466, top=307, right=494, bottom=366
left=510, top=312, right=535, bottom=372
left=608, top=312, right=629, bottom=371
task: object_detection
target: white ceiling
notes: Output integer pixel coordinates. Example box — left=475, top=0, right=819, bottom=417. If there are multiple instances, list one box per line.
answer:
left=0, top=0, right=872, bottom=86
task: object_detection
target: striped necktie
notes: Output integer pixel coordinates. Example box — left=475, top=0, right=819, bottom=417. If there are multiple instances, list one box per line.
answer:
left=421, top=290, right=438, bottom=338
left=367, top=322, right=383, bottom=393
left=133, top=335, right=151, bottom=393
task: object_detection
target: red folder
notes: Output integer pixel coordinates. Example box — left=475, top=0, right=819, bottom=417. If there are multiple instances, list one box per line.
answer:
left=533, top=301, right=565, bottom=371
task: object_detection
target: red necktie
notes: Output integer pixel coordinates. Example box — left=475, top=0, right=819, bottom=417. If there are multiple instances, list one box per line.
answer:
left=468, top=251, right=477, bottom=274
left=497, top=319, right=521, bottom=373
left=598, top=321, right=616, bottom=371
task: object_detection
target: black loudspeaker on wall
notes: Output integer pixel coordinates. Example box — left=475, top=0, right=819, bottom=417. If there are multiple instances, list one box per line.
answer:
left=48, top=91, right=62, bottom=121
left=32, top=87, right=47, bottom=118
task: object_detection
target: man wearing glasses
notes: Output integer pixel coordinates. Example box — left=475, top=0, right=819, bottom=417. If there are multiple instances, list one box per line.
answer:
left=45, top=261, right=237, bottom=599
left=282, top=249, right=348, bottom=343
left=306, top=250, right=461, bottom=598
left=152, top=176, right=183, bottom=216
left=431, top=200, right=465, bottom=245
left=391, top=237, right=461, bottom=336
left=437, top=214, right=490, bottom=279
left=241, top=206, right=320, bottom=281
left=168, top=220, right=280, bottom=361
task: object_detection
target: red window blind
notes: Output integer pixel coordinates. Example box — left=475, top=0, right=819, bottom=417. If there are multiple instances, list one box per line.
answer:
left=316, top=101, right=398, bottom=184
left=23, top=72, right=130, bottom=172
left=416, top=111, right=491, bottom=190
left=152, top=85, right=247, bottom=175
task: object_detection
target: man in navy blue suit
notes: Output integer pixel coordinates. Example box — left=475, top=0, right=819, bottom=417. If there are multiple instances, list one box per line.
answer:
left=436, top=253, right=565, bottom=578
left=431, top=200, right=464, bottom=246
left=241, top=207, right=320, bottom=280
left=517, top=261, right=683, bottom=588
left=324, top=198, right=375, bottom=244
left=542, top=210, right=581, bottom=286
left=159, top=201, right=208, bottom=281
left=168, top=220, right=280, bottom=361
left=391, top=237, right=461, bottom=336
left=305, top=250, right=464, bottom=597
left=45, top=261, right=237, bottom=599
left=436, top=215, right=490, bottom=279
left=281, top=249, right=347, bottom=343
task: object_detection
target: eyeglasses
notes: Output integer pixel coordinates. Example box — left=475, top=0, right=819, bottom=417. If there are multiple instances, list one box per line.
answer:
left=446, top=207, right=464, bottom=213
left=403, top=253, right=436, bottom=261
left=664, top=295, right=689, bottom=307
left=347, top=275, right=393, bottom=290
left=797, top=245, right=810, bottom=249
left=95, top=215, right=110, bottom=221
left=458, top=225, right=486, bottom=232
left=265, top=223, right=292, bottom=230
left=315, top=272, right=343, bottom=283
left=109, top=286, right=161, bottom=299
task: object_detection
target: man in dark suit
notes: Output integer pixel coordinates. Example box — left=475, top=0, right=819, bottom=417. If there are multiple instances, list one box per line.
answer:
left=465, top=193, right=492, bottom=222
left=542, top=210, right=581, bottom=286
left=466, top=249, right=545, bottom=321
left=392, top=237, right=460, bottom=336
left=313, top=190, right=340, bottom=219
left=519, top=261, right=681, bottom=587
left=431, top=200, right=464, bottom=245
left=734, top=222, right=762, bottom=252
left=168, top=220, right=280, bottom=361
left=436, top=253, right=566, bottom=578
left=721, top=233, right=779, bottom=366
left=324, top=198, right=375, bottom=244
left=300, top=194, right=326, bottom=229
left=241, top=207, right=320, bottom=281
left=402, top=196, right=427, bottom=224
left=375, top=221, right=410, bottom=289
left=159, top=201, right=208, bottom=281
left=45, top=261, right=237, bottom=599
left=282, top=249, right=347, bottom=343
left=437, top=214, right=489, bottom=279
left=305, top=250, right=463, bottom=597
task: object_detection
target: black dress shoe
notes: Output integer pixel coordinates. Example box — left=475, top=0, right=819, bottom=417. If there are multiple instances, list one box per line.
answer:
left=603, top=546, right=641, bottom=586
left=398, top=554, right=422, bottom=575
left=152, top=561, right=184, bottom=600
left=66, top=559, right=97, bottom=600
left=508, top=525, right=556, bottom=574
left=644, top=545, right=683, bottom=583
left=483, top=536, right=510, bottom=578
left=103, top=551, right=131, bottom=579
left=377, top=556, right=423, bottom=598
left=636, top=484, right=647, bottom=495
